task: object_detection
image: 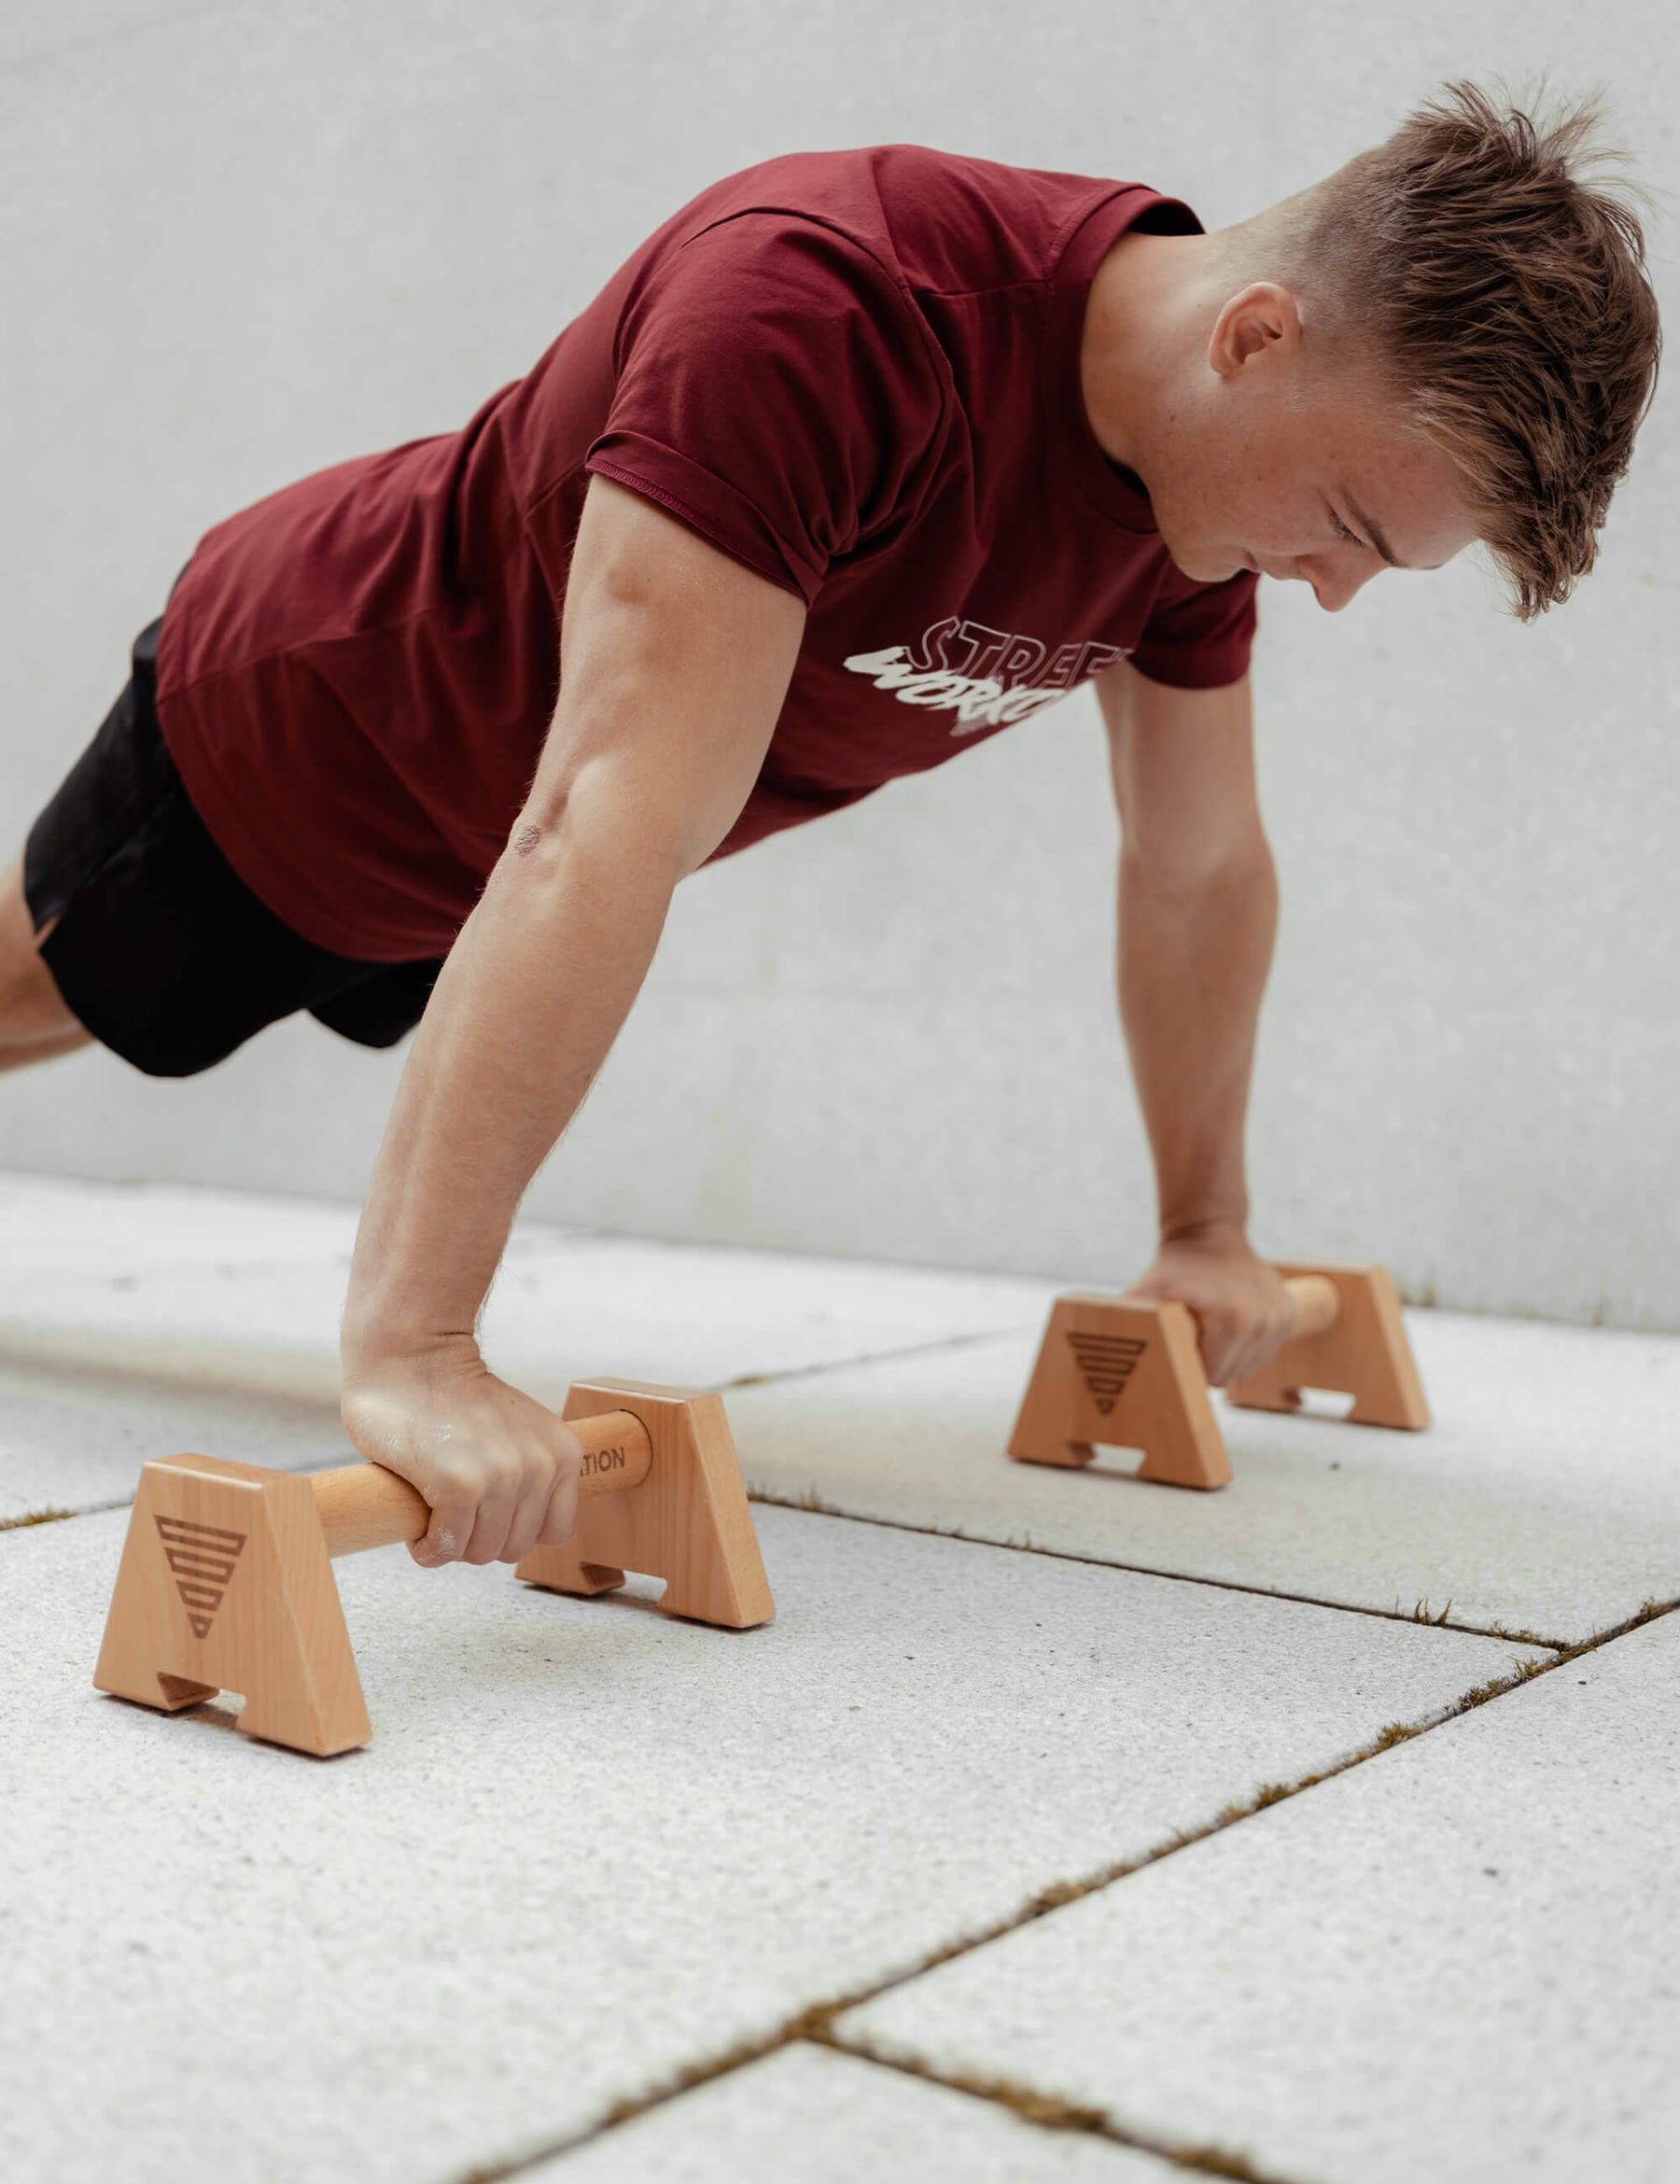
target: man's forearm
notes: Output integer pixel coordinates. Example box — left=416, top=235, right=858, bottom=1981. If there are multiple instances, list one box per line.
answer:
left=342, top=809, right=679, bottom=1369
left=1116, top=843, right=1279, bottom=1240
left=329, top=475, right=802, bottom=1566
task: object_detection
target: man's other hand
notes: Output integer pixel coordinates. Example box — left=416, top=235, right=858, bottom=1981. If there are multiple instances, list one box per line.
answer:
left=340, top=1345, right=585, bottom=1569
left=1126, top=1228, right=1295, bottom=1388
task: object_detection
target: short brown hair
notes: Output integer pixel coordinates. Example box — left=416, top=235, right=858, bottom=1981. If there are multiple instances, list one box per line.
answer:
left=1301, top=83, right=1660, bottom=618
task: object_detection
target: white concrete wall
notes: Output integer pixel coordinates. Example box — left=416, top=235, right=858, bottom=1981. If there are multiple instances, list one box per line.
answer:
left=1, top=0, right=1675, bottom=1328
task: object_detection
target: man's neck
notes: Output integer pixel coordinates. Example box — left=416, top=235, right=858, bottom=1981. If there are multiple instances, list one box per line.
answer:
left=1081, top=227, right=1214, bottom=486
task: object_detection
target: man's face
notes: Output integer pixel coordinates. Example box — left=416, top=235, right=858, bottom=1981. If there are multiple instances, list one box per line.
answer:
left=1144, top=285, right=1482, bottom=609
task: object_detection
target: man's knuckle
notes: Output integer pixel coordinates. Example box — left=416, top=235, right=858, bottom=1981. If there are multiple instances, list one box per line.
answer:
left=523, top=1446, right=562, bottom=1491
left=469, top=1454, right=517, bottom=1501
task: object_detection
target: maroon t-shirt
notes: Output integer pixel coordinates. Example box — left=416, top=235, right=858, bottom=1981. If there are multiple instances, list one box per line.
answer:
left=156, top=147, right=1257, bottom=960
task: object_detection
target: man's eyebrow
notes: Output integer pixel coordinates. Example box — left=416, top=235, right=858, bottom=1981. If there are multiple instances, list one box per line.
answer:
left=1343, top=495, right=1406, bottom=568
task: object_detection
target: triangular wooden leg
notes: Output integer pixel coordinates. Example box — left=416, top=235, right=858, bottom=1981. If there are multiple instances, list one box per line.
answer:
left=1007, top=1295, right=1233, bottom=1491
left=93, top=1454, right=371, bottom=1757
left=516, top=1381, right=775, bottom=1628
left=1225, top=1262, right=1430, bottom=1430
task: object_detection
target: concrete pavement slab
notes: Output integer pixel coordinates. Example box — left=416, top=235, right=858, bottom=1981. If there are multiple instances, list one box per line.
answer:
left=0, top=1357, right=347, bottom=1522
left=0, top=1495, right=1539, bottom=2184
left=0, top=1171, right=360, bottom=1274
left=730, top=1307, right=1680, bottom=1645
left=0, top=1172, right=1053, bottom=1406
left=539, top=2044, right=1174, bottom=2180
left=840, top=1608, right=1680, bottom=2184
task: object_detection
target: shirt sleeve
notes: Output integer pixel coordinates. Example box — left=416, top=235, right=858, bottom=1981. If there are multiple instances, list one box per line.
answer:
left=585, top=213, right=947, bottom=606
left=1129, top=567, right=1259, bottom=690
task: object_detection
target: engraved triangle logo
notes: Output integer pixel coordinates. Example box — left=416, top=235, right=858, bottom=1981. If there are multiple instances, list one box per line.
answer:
left=155, top=1516, right=247, bottom=1639
left=1066, top=1330, right=1148, bottom=1417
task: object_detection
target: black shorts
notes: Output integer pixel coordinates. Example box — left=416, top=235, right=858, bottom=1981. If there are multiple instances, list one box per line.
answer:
left=24, top=609, right=447, bottom=1079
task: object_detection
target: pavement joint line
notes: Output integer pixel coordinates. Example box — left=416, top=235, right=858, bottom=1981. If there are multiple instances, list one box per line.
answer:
left=0, top=1492, right=215, bottom=1533
left=0, top=1467, right=1590, bottom=1659
left=1, top=1496, right=138, bottom=1533
left=807, top=2039, right=1304, bottom=2183
left=0, top=1315, right=1033, bottom=1418
left=0, top=1504, right=79, bottom=1532
left=712, top=1320, right=1045, bottom=1393
left=441, top=1598, right=1679, bottom=2184
left=741, top=1490, right=1574, bottom=1650
left=0, top=1458, right=1597, bottom=1656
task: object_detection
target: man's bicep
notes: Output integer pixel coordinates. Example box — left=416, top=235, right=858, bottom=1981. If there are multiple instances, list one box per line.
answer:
left=524, top=476, right=806, bottom=871
left=1096, top=660, right=1268, bottom=886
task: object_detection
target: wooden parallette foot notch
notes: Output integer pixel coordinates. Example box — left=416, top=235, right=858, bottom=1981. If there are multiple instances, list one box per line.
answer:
left=1222, top=1262, right=1429, bottom=1429
left=1008, top=1292, right=1233, bottom=1489
left=515, top=1379, right=775, bottom=1631
left=1008, top=1262, right=1428, bottom=1491
left=93, top=1381, right=774, bottom=1757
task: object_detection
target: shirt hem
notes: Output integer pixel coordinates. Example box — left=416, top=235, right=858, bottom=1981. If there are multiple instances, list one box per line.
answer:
left=583, top=454, right=817, bottom=605
left=1127, top=649, right=1253, bottom=692
left=155, top=687, right=460, bottom=964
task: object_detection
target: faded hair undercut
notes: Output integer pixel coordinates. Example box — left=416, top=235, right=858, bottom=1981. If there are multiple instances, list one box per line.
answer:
left=1298, top=82, right=1660, bottom=618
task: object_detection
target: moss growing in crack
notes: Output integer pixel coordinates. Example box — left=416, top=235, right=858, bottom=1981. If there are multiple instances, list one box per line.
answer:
left=839, top=2045, right=1284, bottom=2180
left=469, top=1597, right=1680, bottom=2184
left=747, top=1483, right=846, bottom=1519
left=0, top=1505, right=74, bottom=1532
left=1457, top=1658, right=1541, bottom=1712
left=1212, top=1780, right=1294, bottom=1828
left=1026, top=1875, right=1117, bottom=1919
left=1167, top=2145, right=1279, bottom=2181
left=592, top=2005, right=844, bottom=2134
left=936, top=2071, right=1109, bottom=2135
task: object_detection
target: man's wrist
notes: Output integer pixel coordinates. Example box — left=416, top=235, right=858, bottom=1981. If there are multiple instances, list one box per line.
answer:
left=341, top=1309, right=482, bottom=1384
left=1157, top=1210, right=1252, bottom=1251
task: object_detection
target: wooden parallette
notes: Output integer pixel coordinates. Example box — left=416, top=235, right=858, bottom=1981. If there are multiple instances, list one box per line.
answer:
left=93, top=1379, right=774, bottom=1757
left=1008, top=1261, right=1429, bottom=1491
left=1223, top=1263, right=1430, bottom=1430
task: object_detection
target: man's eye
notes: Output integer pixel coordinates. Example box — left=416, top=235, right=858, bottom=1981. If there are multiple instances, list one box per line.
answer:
left=1333, top=515, right=1367, bottom=550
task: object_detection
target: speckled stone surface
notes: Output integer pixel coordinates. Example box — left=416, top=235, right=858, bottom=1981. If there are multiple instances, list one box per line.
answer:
left=0, top=1356, right=349, bottom=1521
left=0, top=1484, right=1537, bottom=2184
left=12, top=1177, right=1673, bottom=1652
left=536, top=2044, right=1175, bottom=2180
left=841, top=1609, right=1680, bottom=2184
left=0, top=1173, right=1052, bottom=1407
left=729, top=1307, right=1680, bottom=1645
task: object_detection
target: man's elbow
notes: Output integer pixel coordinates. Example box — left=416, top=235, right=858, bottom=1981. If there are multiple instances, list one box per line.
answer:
left=505, top=761, right=719, bottom=890
left=1120, top=828, right=1277, bottom=904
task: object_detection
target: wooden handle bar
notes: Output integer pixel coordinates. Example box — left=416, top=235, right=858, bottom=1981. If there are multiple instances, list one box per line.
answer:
left=1284, top=1274, right=1341, bottom=1341
left=309, top=1408, right=652, bottom=1559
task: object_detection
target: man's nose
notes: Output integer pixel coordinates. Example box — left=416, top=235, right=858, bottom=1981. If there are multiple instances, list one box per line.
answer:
left=1309, top=560, right=1379, bottom=614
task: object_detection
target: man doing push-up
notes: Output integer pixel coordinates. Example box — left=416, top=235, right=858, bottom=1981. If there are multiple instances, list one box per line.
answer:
left=0, top=85, right=1659, bottom=1568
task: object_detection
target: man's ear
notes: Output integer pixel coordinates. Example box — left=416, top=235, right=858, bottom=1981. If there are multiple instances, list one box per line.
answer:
left=1208, top=281, right=1303, bottom=381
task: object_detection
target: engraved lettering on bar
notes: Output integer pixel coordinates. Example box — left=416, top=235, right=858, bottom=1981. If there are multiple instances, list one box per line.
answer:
left=154, top=1516, right=247, bottom=1638
left=1066, top=1332, right=1149, bottom=1417
left=580, top=1444, right=627, bottom=1479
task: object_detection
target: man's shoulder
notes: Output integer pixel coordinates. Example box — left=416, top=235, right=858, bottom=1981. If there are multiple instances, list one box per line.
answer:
left=665, top=146, right=1164, bottom=296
